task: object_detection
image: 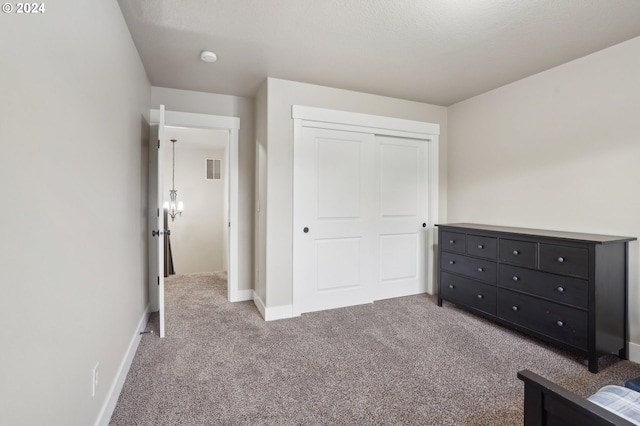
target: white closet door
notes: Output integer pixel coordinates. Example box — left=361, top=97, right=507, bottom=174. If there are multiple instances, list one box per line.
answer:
left=375, top=136, right=428, bottom=300
left=294, top=127, right=376, bottom=314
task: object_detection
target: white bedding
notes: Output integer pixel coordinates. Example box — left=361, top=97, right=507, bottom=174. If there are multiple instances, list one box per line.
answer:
left=588, top=385, right=640, bottom=425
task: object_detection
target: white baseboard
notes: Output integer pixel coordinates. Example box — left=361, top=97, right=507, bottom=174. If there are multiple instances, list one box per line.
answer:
left=628, top=341, right=640, bottom=364
left=266, top=303, right=295, bottom=321
left=95, top=304, right=151, bottom=426
left=252, top=291, right=296, bottom=321
left=253, top=291, right=266, bottom=319
left=231, top=288, right=254, bottom=302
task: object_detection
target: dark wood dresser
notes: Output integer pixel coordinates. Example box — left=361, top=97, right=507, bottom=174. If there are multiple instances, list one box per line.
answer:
left=436, top=223, right=636, bottom=373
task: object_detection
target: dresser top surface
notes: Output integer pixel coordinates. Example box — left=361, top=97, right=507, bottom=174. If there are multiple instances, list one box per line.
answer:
left=436, top=223, right=636, bottom=244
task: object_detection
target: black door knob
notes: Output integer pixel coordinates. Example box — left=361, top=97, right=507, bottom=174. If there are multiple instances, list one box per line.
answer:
left=422, top=223, right=426, bottom=228
left=303, top=227, right=309, bottom=233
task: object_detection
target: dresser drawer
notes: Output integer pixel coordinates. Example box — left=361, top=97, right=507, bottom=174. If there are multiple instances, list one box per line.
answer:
left=499, top=239, right=537, bottom=268
left=440, top=252, right=497, bottom=284
left=441, top=272, right=496, bottom=316
left=499, top=265, right=588, bottom=309
left=539, top=244, right=589, bottom=278
left=441, top=231, right=466, bottom=253
left=467, top=235, right=497, bottom=260
left=498, top=289, right=587, bottom=350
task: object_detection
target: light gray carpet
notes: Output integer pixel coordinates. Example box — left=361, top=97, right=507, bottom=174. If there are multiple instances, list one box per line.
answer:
left=109, top=273, right=640, bottom=425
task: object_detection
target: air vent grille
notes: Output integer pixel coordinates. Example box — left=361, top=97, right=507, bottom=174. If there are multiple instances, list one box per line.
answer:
left=206, top=159, right=221, bottom=180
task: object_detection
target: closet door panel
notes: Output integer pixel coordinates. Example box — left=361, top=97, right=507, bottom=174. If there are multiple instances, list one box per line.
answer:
left=294, top=127, right=376, bottom=314
left=376, top=136, right=429, bottom=300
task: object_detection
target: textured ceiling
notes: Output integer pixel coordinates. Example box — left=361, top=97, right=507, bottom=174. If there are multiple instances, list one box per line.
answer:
left=118, top=0, right=640, bottom=106
left=165, top=127, right=228, bottom=151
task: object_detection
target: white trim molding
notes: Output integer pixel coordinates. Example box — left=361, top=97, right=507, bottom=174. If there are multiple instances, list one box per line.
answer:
left=150, top=109, right=240, bottom=130
left=628, top=341, right=640, bottom=364
left=96, top=305, right=151, bottom=426
left=253, top=291, right=266, bottom=319
left=234, top=289, right=254, bottom=302
left=150, top=109, right=241, bottom=304
left=291, top=105, right=440, bottom=137
left=253, top=292, right=296, bottom=321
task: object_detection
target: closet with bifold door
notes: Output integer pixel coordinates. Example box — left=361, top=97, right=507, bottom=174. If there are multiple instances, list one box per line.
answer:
left=292, top=106, right=440, bottom=315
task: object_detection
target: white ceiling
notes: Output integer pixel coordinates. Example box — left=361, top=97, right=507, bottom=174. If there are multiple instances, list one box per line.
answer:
left=165, top=127, right=228, bottom=151
left=118, top=0, right=640, bottom=106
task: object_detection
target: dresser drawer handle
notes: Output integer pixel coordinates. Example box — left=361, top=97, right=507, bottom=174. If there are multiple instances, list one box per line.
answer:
left=449, top=240, right=455, bottom=244
left=556, top=320, right=564, bottom=327
left=449, top=260, right=455, bottom=265
left=478, top=244, right=484, bottom=249
left=557, top=257, right=564, bottom=263
left=557, top=286, right=564, bottom=293
left=512, top=276, right=519, bottom=281
left=477, top=267, right=484, bottom=272
left=512, top=306, right=519, bottom=311
left=477, top=294, right=484, bottom=299
left=513, top=250, right=520, bottom=255
left=449, top=284, right=455, bottom=289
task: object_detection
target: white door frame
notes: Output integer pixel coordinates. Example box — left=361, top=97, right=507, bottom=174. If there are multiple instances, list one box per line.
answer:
left=292, top=105, right=440, bottom=316
left=150, top=109, right=241, bottom=302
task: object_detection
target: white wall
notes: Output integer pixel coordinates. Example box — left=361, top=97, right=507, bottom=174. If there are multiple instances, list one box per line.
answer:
left=259, top=78, right=448, bottom=308
left=164, top=143, right=227, bottom=273
left=448, top=37, right=640, bottom=344
left=0, top=2, right=151, bottom=425
left=150, top=88, right=255, bottom=291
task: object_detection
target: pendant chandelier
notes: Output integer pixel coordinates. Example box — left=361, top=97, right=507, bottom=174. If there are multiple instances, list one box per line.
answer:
left=165, top=139, right=184, bottom=221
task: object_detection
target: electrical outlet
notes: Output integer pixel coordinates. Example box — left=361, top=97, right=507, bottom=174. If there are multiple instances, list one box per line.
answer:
left=92, top=362, right=100, bottom=397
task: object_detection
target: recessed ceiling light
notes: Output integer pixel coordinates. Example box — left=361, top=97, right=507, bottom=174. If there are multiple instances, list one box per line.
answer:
left=200, top=50, right=217, bottom=63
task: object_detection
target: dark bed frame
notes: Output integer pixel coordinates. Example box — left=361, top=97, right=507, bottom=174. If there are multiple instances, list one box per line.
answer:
left=518, top=369, right=637, bottom=426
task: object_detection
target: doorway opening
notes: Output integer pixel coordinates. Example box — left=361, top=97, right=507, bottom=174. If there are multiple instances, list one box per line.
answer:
left=163, top=127, right=230, bottom=277
left=149, top=107, right=240, bottom=337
